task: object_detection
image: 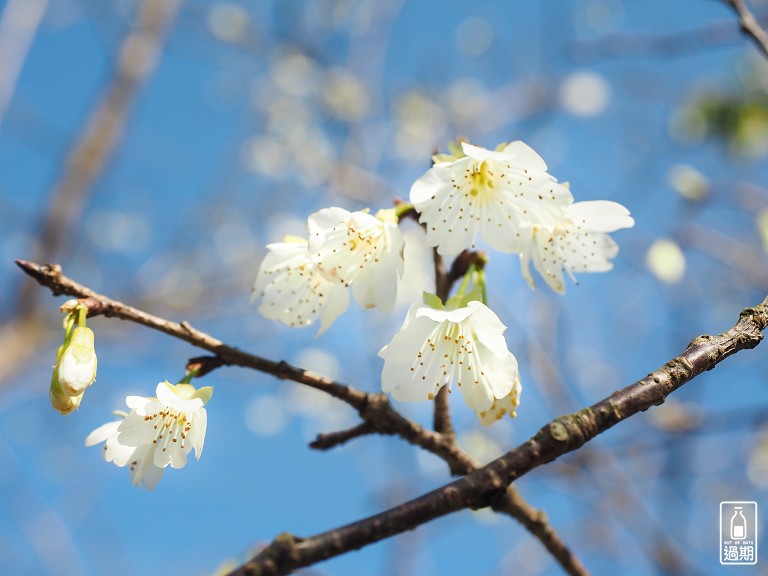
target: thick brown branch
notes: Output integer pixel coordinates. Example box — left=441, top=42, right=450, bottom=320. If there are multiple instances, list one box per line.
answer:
left=17, top=259, right=586, bottom=575
left=229, top=295, right=768, bottom=576
left=727, top=0, right=768, bottom=58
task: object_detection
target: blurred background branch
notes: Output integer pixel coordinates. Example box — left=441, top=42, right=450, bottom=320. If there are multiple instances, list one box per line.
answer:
left=0, top=0, right=182, bottom=387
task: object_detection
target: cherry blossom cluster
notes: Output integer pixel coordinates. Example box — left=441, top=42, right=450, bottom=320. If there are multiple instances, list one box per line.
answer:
left=46, top=137, right=632, bottom=491
left=253, top=139, right=634, bottom=425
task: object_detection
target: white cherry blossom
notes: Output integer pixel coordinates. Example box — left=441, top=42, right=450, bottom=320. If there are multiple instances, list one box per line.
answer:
left=520, top=200, right=634, bottom=294
left=308, top=207, right=405, bottom=315
left=86, top=381, right=212, bottom=490
left=253, top=236, right=350, bottom=335
left=410, top=141, right=573, bottom=256
left=379, top=300, right=519, bottom=416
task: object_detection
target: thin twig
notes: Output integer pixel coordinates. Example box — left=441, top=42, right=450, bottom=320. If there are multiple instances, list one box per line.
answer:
left=17, top=259, right=588, bottom=576
left=310, top=423, right=376, bottom=450
left=727, top=0, right=768, bottom=58
left=432, top=247, right=455, bottom=438
left=228, top=295, right=768, bottom=575
left=37, top=0, right=183, bottom=262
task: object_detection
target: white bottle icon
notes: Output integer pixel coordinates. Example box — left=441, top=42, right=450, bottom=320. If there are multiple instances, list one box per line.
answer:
left=731, top=507, right=747, bottom=540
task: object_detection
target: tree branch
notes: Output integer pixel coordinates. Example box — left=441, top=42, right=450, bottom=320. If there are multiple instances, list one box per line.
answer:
left=17, top=259, right=587, bottom=576
left=310, top=423, right=376, bottom=450
left=726, top=0, right=768, bottom=58
left=431, top=247, right=456, bottom=439
left=0, top=0, right=181, bottom=388
left=228, top=295, right=768, bottom=575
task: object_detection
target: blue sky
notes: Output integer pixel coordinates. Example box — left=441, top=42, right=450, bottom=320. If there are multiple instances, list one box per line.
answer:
left=2, top=1, right=768, bottom=575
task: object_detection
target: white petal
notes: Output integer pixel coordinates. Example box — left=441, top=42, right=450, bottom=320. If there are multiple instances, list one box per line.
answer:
left=457, top=375, right=495, bottom=412
left=349, top=221, right=405, bottom=314
left=417, top=304, right=470, bottom=324
left=410, top=166, right=451, bottom=206
left=138, top=462, right=164, bottom=491
left=307, top=206, right=352, bottom=233
left=186, top=408, right=207, bottom=460
left=500, top=141, right=548, bottom=172
left=85, top=420, right=121, bottom=447
left=380, top=312, right=446, bottom=402
left=465, top=301, right=511, bottom=360
left=125, top=395, right=151, bottom=412
left=461, top=142, right=508, bottom=163
left=316, top=285, right=350, bottom=335
left=129, top=444, right=164, bottom=490
left=253, top=240, right=309, bottom=294
left=105, top=437, right=136, bottom=468
left=567, top=200, right=634, bottom=232
left=519, top=246, right=537, bottom=289
left=117, top=412, right=156, bottom=447
left=153, top=443, right=171, bottom=468
left=166, top=440, right=188, bottom=469
left=480, top=205, right=530, bottom=254
left=477, top=345, right=518, bottom=399
left=156, top=381, right=203, bottom=414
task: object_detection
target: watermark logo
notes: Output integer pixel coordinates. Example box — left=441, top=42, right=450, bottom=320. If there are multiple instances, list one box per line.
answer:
left=720, top=501, right=758, bottom=565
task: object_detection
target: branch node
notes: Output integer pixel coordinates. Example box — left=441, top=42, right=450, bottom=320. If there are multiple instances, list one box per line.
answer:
left=548, top=421, right=570, bottom=443
left=310, top=422, right=375, bottom=450
left=186, top=355, right=224, bottom=378
left=238, top=533, right=303, bottom=576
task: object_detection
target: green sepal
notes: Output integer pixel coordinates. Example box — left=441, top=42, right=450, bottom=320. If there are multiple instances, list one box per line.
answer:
left=422, top=292, right=444, bottom=310
left=446, top=288, right=483, bottom=310
left=192, top=386, right=214, bottom=405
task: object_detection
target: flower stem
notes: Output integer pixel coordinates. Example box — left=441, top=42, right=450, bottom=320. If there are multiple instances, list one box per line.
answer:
left=77, top=305, right=87, bottom=327
left=394, top=202, right=415, bottom=220
left=178, top=368, right=198, bottom=384
left=456, top=264, right=476, bottom=297
left=477, top=268, right=488, bottom=305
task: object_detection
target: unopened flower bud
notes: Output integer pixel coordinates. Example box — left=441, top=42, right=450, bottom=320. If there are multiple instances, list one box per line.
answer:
left=49, top=356, right=84, bottom=415
left=58, top=326, right=97, bottom=396
left=49, top=385, right=84, bottom=415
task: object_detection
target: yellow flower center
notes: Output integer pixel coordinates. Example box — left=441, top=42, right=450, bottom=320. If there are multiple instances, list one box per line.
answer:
left=145, top=409, right=193, bottom=451
left=466, top=161, right=496, bottom=200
